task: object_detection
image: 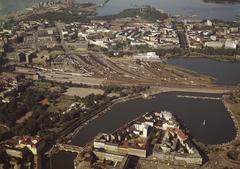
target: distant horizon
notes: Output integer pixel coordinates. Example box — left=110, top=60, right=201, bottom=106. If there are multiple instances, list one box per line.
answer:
left=0, top=0, right=240, bottom=21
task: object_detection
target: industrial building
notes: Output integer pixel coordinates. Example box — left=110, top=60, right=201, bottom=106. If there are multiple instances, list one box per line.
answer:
left=133, top=52, right=160, bottom=61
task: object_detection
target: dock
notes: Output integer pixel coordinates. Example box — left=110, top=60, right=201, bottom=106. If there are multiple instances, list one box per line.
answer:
left=176, top=95, right=222, bottom=100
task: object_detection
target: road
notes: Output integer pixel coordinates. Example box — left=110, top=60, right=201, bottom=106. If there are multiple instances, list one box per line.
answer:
left=152, top=86, right=233, bottom=94
left=55, top=22, right=70, bottom=54
left=40, top=70, right=105, bottom=86
left=178, top=31, right=189, bottom=49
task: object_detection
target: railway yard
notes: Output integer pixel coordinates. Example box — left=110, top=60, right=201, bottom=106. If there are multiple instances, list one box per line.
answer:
left=14, top=52, right=212, bottom=87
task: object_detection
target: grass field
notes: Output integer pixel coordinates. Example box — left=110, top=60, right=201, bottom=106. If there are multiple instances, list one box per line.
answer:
left=48, top=95, right=75, bottom=113
left=229, top=103, right=240, bottom=121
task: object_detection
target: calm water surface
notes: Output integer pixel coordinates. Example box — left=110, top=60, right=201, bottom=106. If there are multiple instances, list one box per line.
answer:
left=97, top=0, right=240, bottom=21
left=71, top=92, right=236, bottom=145
left=52, top=91, right=236, bottom=169
left=51, top=58, right=240, bottom=169
left=168, top=58, right=240, bottom=85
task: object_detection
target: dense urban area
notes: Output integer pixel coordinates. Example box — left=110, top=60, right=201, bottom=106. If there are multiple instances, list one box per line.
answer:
left=0, top=0, right=240, bottom=169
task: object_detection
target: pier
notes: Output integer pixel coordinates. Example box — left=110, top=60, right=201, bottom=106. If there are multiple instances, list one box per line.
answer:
left=176, top=95, right=222, bottom=100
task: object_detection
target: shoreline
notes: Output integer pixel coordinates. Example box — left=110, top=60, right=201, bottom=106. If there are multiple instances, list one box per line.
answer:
left=186, top=53, right=240, bottom=63
left=222, top=96, right=240, bottom=145
left=65, top=93, right=143, bottom=142
left=197, top=95, right=240, bottom=149
left=167, top=53, right=240, bottom=63
left=149, top=86, right=232, bottom=95
left=64, top=86, right=234, bottom=145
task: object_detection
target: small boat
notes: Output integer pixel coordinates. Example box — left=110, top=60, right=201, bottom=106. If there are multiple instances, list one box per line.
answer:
left=203, top=120, right=206, bottom=126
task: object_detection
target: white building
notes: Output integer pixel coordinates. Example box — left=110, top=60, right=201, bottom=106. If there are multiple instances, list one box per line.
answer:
left=204, top=41, right=223, bottom=48
left=61, top=31, right=68, bottom=36
left=134, top=123, right=150, bottom=138
left=225, top=39, right=238, bottom=49
left=88, top=39, right=108, bottom=48
left=162, top=122, right=178, bottom=130
left=205, top=20, right=213, bottom=26
left=210, top=35, right=217, bottom=41
left=133, top=52, right=159, bottom=61
left=160, top=111, right=173, bottom=121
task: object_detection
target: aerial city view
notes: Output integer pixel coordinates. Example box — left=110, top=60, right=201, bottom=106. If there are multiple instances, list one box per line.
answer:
left=0, top=0, right=240, bottom=169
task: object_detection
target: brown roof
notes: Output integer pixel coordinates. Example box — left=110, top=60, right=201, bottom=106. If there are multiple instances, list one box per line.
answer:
left=167, top=128, right=188, bottom=141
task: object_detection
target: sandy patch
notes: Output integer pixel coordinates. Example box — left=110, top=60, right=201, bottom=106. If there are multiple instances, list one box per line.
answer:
left=64, top=87, right=104, bottom=98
